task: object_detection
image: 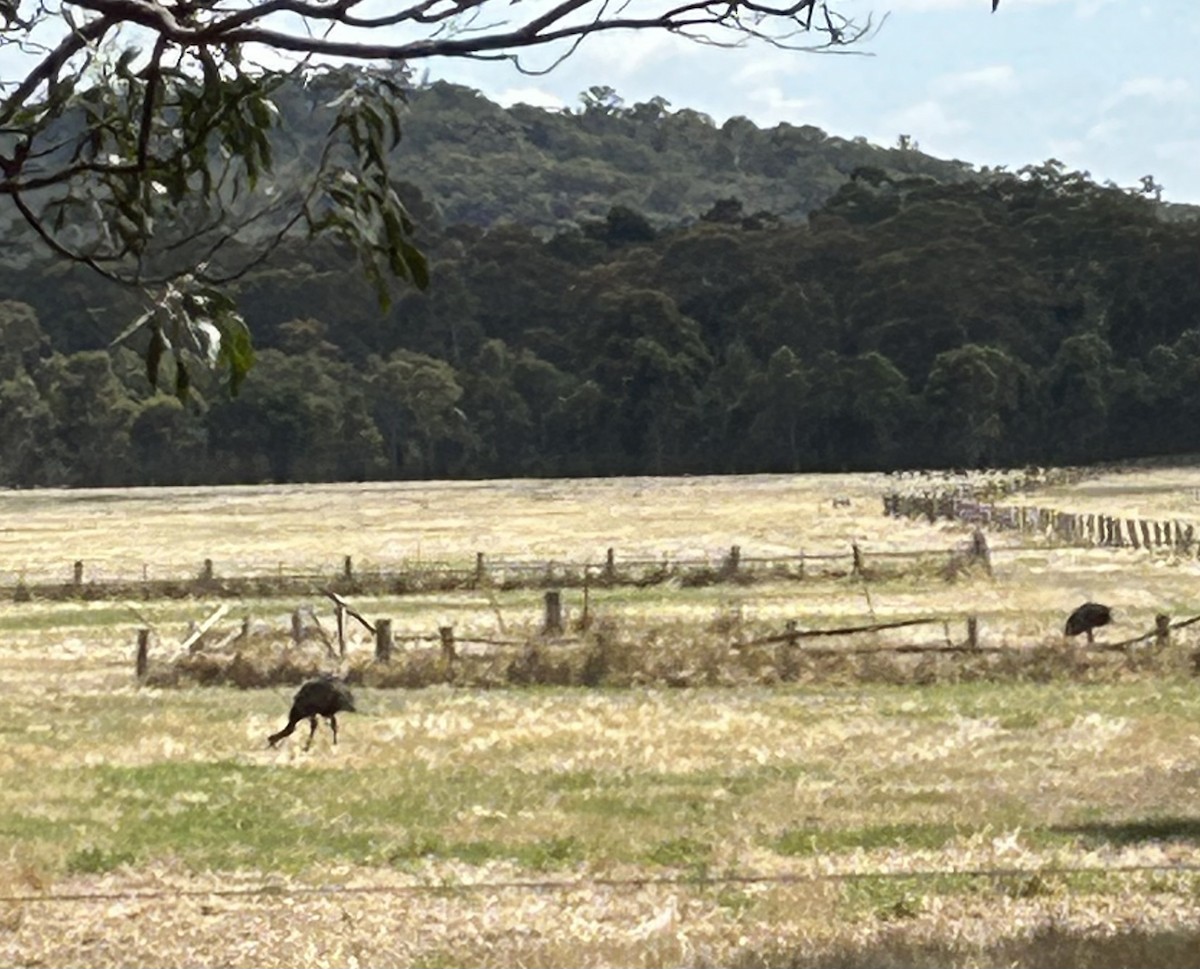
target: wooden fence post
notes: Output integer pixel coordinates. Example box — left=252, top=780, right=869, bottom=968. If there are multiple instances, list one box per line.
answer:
left=723, top=545, right=741, bottom=578
left=375, top=618, right=393, bottom=663
left=135, top=628, right=150, bottom=680
left=291, top=609, right=303, bottom=645
left=1155, top=614, right=1170, bottom=649
left=851, top=542, right=864, bottom=577
left=343, top=555, right=353, bottom=582
left=966, top=616, right=978, bottom=650
left=73, top=561, right=84, bottom=587
left=970, top=529, right=992, bottom=576
left=542, top=590, right=563, bottom=635
left=581, top=573, right=591, bottom=630
left=201, top=558, right=214, bottom=582
left=605, top=547, right=616, bottom=582
left=439, top=625, right=456, bottom=663
left=474, top=552, right=486, bottom=586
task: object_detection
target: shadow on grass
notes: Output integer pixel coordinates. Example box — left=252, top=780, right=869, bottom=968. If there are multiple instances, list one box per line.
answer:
left=741, top=926, right=1200, bottom=969
left=1052, top=815, right=1200, bottom=847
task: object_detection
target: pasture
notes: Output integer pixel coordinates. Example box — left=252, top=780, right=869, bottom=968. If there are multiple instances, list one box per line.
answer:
left=3, top=469, right=1200, bottom=967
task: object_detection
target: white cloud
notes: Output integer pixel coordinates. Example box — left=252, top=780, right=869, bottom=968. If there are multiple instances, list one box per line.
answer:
left=1111, top=76, right=1191, bottom=102
left=742, top=87, right=821, bottom=124
left=1152, top=138, right=1200, bottom=164
left=933, top=64, right=1017, bottom=96
left=729, top=52, right=815, bottom=85
left=490, top=86, right=567, bottom=111
left=882, top=99, right=970, bottom=142
left=1083, top=118, right=1122, bottom=143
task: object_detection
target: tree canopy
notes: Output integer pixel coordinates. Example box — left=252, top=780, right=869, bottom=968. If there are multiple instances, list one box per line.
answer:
left=0, top=0, right=880, bottom=390
left=3, top=132, right=1199, bottom=486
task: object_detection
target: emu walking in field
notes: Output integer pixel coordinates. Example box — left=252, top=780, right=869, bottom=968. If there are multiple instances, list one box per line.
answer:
left=1064, top=602, right=1113, bottom=645
left=268, top=677, right=356, bottom=749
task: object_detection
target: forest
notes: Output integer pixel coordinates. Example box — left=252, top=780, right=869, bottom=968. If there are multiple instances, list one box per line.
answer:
left=1, top=78, right=1199, bottom=487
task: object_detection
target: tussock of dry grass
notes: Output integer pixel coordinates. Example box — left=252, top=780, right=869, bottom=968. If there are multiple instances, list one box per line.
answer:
left=146, top=609, right=1200, bottom=691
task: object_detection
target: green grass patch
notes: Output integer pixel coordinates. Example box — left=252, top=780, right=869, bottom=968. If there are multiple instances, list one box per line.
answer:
left=773, top=822, right=963, bottom=857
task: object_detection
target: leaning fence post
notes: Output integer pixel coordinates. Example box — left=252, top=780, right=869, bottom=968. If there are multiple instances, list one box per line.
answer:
left=542, top=590, right=563, bottom=635
left=135, top=628, right=150, bottom=680
left=375, top=618, right=393, bottom=663
left=334, top=602, right=346, bottom=658
left=851, top=542, right=864, bottom=577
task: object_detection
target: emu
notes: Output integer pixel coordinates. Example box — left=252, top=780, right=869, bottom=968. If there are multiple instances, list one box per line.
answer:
left=268, top=677, right=356, bottom=750
left=1064, top=602, right=1112, bottom=645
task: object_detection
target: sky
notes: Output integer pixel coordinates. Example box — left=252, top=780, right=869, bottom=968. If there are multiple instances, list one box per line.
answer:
left=426, top=0, right=1200, bottom=205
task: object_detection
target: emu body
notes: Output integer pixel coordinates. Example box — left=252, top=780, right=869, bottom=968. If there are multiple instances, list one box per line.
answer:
left=1064, top=602, right=1112, bottom=644
left=268, top=678, right=356, bottom=749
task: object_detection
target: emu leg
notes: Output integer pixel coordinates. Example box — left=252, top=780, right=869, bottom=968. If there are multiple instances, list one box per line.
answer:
left=304, top=716, right=319, bottom=750
left=329, top=714, right=339, bottom=745
left=1087, top=629, right=1095, bottom=645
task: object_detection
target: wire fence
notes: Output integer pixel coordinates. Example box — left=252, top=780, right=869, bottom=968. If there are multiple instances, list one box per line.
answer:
left=4, top=539, right=990, bottom=602
left=4, top=860, right=1200, bottom=905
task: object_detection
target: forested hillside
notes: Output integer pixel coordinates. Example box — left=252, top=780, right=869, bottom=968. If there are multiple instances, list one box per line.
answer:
left=2, top=79, right=1199, bottom=487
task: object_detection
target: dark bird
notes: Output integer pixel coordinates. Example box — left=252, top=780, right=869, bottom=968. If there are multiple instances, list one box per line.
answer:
left=268, top=677, right=356, bottom=749
left=1064, top=602, right=1113, bottom=644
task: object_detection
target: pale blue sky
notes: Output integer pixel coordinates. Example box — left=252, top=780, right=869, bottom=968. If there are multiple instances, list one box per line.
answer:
left=430, top=0, right=1200, bottom=204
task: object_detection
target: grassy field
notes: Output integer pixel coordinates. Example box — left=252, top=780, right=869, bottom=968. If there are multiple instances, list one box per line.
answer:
left=0, top=472, right=978, bottom=586
left=4, top=469, right=1200, bottom=967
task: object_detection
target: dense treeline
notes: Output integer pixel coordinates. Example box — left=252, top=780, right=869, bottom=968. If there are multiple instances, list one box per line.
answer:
left=2, top=87, right=1200, bottom=486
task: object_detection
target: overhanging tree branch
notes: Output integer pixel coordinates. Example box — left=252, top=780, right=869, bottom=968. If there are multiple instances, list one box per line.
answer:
left=1, top=0, right=879, bottom=393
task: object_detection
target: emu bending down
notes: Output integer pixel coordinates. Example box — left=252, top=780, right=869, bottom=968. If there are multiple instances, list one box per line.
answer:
left=268, top=677, right=356, bottom=749
left=1064, top=602, right=1112, bottom=645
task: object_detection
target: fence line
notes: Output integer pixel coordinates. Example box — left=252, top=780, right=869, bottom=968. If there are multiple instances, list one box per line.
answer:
left=6, top=537, right=993, bottom=602
left=885, top=491, right=1199, bottom=553
left=6, top=860, right=1200, bottom=906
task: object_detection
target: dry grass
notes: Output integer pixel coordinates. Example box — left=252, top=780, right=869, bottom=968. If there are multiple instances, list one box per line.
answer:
left=5, top=468, right=1200, bottom=966
left=0, top=473, right=975, bottom=586
left=3, top=681, right=1200, bottom=967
